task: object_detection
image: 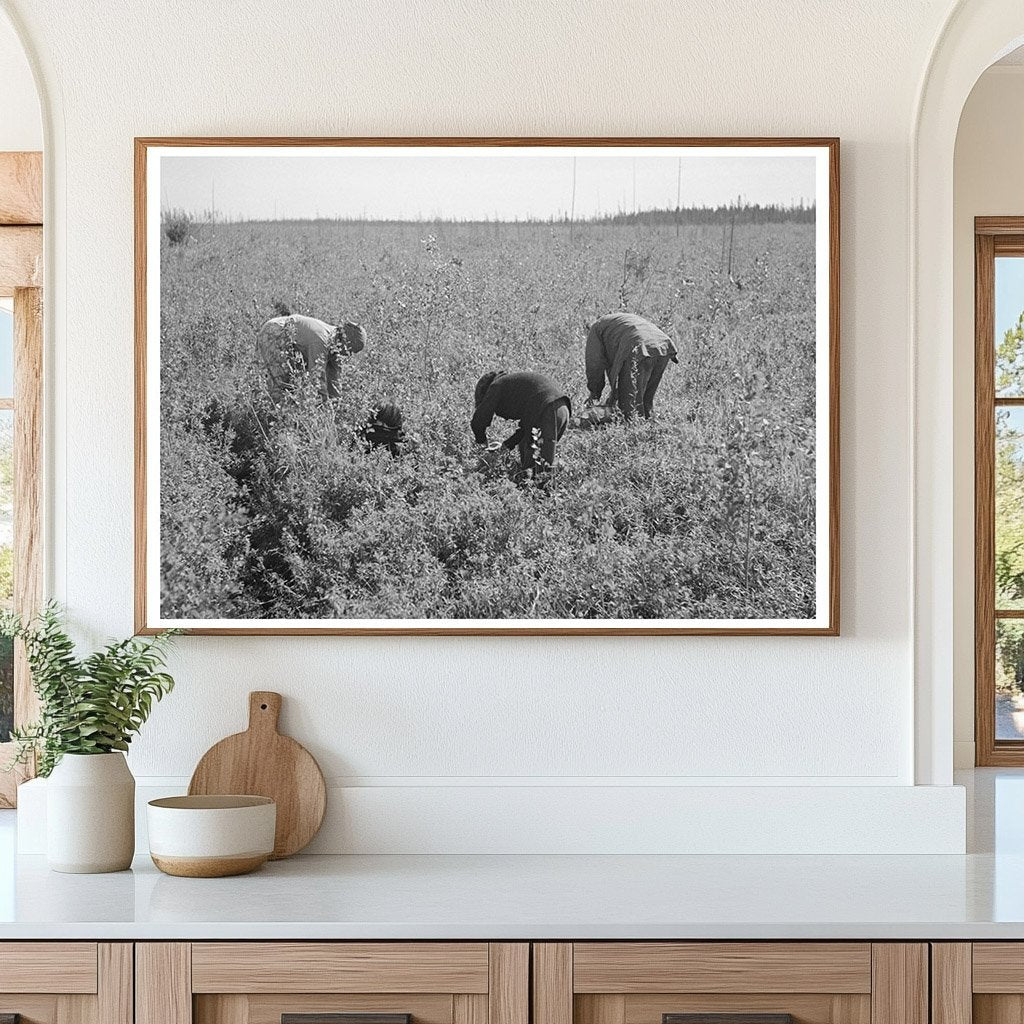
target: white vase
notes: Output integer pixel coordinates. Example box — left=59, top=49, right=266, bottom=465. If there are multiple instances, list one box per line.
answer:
left=46, top=752, right=135, bottom=873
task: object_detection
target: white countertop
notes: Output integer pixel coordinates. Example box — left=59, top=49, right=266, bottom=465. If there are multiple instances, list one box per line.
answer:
left=0, top=769, right=1021, bottom=941
left=0, top=848, right=1021, bottom=940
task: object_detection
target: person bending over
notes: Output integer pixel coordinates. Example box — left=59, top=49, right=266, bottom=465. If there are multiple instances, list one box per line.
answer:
left=471, top=370, right=571, bottom=479
left=257, top=313, right=366, bottom=401
left=585, top=311, right=678, bottom=419
left=358, top=402, right=417, bottom=458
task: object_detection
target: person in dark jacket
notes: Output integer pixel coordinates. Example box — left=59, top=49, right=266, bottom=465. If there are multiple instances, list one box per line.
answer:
left=585, top=311, right=678, bottom=419
left=471, top=370, right=571, bottom=478
left=358, top=402, right=417, bottom=458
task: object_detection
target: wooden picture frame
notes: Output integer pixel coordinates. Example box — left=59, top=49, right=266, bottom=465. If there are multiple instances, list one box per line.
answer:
left=975, top=216, right=1024, bottom=765
left=135, top=137, right=839, bottom=636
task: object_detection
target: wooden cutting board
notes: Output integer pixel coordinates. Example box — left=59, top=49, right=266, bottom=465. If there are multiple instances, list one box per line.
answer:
left=188, top=691, right=326, bottom=859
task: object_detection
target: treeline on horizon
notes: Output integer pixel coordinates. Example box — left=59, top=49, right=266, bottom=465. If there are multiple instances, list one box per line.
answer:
left=163, top=201, right=815, bottom=230
left=590, top=202, right=814, bottom=226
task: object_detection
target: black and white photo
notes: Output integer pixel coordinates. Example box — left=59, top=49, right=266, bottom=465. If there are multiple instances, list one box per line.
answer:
left=135, top=139, right=838, bottom=634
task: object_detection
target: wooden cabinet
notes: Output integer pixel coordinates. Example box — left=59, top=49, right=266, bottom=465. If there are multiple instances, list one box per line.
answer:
left=532, top=944, right=928, bottom=1024
left=0, top=943, right=131, bottom=1024
left=932, top=943, right=1024, bottom=1024
left=0, top=938, right=957, bottom=1024
left=136, top=944, right=528, bottom=1024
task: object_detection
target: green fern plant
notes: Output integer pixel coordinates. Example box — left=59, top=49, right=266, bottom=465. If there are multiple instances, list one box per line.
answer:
left=1, top=603, right=178, bottom=777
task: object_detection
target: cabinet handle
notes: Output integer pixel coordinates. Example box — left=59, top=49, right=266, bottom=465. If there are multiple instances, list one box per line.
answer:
left=283, top=1015, right=411, bottom=1024
left=664, top=1016, right=794, bottom=1024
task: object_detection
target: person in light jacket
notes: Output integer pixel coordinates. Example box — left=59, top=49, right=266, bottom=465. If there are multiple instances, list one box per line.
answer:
left=585, top=311, right=678, bottom=419
left=257, top=313, right=366, bottom=400
left=471, top=370, right=571, bottom=479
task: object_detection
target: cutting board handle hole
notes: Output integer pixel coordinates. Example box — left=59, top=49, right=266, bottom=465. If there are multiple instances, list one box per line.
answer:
left=260, top=703, right=268, bottom=710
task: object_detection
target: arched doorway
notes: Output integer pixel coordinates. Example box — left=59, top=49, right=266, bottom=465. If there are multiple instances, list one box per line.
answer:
left=914, top=1, right=1024, bottom=785
left=0, top=6, right=44, bottom=808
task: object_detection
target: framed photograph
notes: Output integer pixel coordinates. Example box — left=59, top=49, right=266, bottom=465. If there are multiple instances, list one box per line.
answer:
left=135, top=137, right=839, bottom=635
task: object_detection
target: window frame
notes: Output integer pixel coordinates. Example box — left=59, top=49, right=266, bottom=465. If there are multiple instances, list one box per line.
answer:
left=0, top=151, right=43, bottom=807
left=975, top=217, right=1024, bottom=765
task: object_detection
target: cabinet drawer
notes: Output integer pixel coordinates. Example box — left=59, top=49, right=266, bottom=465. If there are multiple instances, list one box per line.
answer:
left=973, top=944, right=1024, bottom=992
left=191, top=943, right=491, bottom=994
left=534, top=943, right=925, bottom=1024
left=572, top=944, right=872, bottom=994
left=0, top=943, right=130, bottom=1024
left=0, top=942, right=99, bottom=994
left=139, top=943, right=528, bottom=1024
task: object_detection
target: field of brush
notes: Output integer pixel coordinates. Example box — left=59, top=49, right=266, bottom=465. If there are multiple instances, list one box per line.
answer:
left=158, top=217, right=817, bottom=622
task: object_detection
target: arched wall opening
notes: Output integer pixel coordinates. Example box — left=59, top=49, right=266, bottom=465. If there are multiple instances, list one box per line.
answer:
left=952, top=49, right=1024, bottom=767
left=0, top=9, right=41, bottom=151
left=0, top=5, right=46, bottom=808
left=914, top=1, right=1024, bottom=785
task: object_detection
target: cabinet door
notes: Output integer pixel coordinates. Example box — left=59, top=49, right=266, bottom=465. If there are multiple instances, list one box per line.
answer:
left=137, top=943, right=528, bottom=1024
left=941, top=943, right=1024, bottom=1024
left=0, top=943, right=131, bottom=1024
left=533, top=944, right=928, bottom=1024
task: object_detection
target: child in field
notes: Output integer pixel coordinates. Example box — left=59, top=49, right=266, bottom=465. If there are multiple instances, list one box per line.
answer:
left=358, top=402, right=418, bottom=458
left=585, top=311, right=678, bottom=419
left=257, top=313, right=367, bottom=400
left=471, top=370, right=571, bottom=479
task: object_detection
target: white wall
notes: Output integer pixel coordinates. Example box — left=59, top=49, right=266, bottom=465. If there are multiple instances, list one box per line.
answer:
left=0, top=9, right=39, bottom=151
left=952, top=66, right=1024, bottom=767
left=1, top=0, right=972, bottom=852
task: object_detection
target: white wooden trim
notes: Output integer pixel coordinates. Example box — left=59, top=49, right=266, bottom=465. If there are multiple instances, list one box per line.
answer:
left=17, top=777, right=967, bottom=855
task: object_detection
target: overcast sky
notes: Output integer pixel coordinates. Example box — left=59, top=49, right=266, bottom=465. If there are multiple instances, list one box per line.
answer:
left=158, top=147, right=818, bottom=222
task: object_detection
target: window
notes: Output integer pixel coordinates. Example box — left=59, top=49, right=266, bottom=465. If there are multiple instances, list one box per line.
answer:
left=0, top=289, right=41, bottom=805
left=0, top=302, right=13, bottom=745
left=975, top=219, right=1024, bottom=764
left=0, top=151, right=43, bottom=806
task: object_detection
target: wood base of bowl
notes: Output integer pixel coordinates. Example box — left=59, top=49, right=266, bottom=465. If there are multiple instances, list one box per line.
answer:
left=151, top=853, right=269, bottom=878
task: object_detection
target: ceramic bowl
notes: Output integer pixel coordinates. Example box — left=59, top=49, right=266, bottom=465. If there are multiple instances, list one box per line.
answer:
left=147, top=795, right=276, bottom=877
